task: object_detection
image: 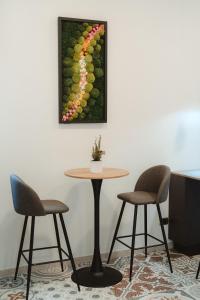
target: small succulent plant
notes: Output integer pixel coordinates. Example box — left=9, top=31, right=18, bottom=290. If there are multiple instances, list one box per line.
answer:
left=92, top=135, right=105, bottom=161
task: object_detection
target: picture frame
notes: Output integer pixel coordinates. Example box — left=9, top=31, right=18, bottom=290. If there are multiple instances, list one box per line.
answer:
left=58, top=17, right=107, bottom=123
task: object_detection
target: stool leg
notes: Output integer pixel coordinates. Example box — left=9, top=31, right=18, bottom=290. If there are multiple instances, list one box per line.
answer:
left=26, top=216, right=35, bottom=300
left=156, top=204, right=173, bottom=273
left=196, top=262, right=200, bottom=279
left=130, top=205, right=138, bottom=281
left=144, top=205, right=147, bottom=258
left=107, top=201, right=126, bottom=264
left=53, top=214, right=64, bottom=272
left=14, top=216, right=28, bottom=280
left=59, top=213, right=80, bottom=291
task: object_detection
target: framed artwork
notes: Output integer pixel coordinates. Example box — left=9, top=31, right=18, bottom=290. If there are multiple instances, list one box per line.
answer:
left=58, top=17, right=107, bottom=123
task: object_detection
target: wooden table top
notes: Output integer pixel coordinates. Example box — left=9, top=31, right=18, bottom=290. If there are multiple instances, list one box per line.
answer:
left=64, top=168, right=129, bottom=180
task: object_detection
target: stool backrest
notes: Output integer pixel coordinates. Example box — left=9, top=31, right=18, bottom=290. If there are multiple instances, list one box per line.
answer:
left=10, top=175, right=45, bottom=216
left=135, top=165, right=171, bottom=203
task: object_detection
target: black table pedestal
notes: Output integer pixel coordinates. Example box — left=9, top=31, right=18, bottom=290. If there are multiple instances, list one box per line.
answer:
left=71, top=179, right=122, bottom=287
left=71, top=266, right=122, bottom=287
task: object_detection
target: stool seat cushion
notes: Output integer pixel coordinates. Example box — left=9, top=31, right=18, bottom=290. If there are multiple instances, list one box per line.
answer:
left=41, top=200, right=69, bottom=214
left=117, top=191, right=157, bottom=205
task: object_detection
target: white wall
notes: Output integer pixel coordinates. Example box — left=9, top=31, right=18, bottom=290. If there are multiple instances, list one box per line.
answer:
left=0, top=0, right=200, bottom=270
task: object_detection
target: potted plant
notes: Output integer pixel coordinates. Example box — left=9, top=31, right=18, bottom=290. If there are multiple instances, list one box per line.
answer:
left=90, top=135, right=105, bottom=173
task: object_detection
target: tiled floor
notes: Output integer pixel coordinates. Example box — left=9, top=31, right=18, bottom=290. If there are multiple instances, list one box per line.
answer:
left=1, top=251, right=200, bottom=299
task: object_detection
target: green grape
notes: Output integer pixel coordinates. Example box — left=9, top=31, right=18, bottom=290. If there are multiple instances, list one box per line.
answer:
left=69, top=37, right=77, bottom=47
left=75, top=30, right=81, bottom=38
left=94, top=33, right=100, bottom=40
left=67, top=101, right=73, bottom=108
left=83, top=23, right=89, bottom=27
left=72, top=63, right=80, bottom=73
left=69, top=93, right=76, bottom=101
left=87, top=73, right=95, bottom=83
left=89, top=98, right=96, bottom=106
left=64, top=78, right=73, bottom=87
left=83, top=31, right=88, bottom=37
left=95, top=44, right=101, bottom=52
left=63, top=86, right=70, bottom=94
left=91, top=88, right=100, bottom=98
left=99, top=30, right=105, bottom=36
left=85, top=83, right=93, bottom=92
left=73, top=112, right=78, bottom=119
left=93, top=58, right=101, bottom=67
left=73, top=53, right=81, bottom=62
left=72, top=74, right=80, bottom=83
left=93, top=51, right=100, bottom=59
left=86, top=63, right=94, bottom=72
left=78, top=24, right=85, bottom=32
left=90, top=39, right=97, bottom=47
left=67, top=47, right=74, bottom=57
left=63, top=68, right=73, bottom=77
left=74, top=44, right=82, bottom=53
left=81, top=100, right=87, bottom=107
left=80, top=112, right=86, bottom=119
left=86, top=25, right=92, bottom=32
left=77, top=106, right=83, bottom=113
left=99, top=39, right=104, bottom=45
left=63, top=57, right=73, bottom=66
left=79, top=36, right=85, bottom=44
left=72, top=83, right=80, bottom=93
left=85, top=54, right=92, bottom=63
left=84, top=106, right=90, bottom=113
left=95, top=68, right=104, bottom=78
left=87, top=46, right=94, bottom=54
left=83, top=92, right=90, bottom=100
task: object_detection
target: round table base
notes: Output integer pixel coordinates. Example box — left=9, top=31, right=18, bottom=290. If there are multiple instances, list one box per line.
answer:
left=71, top=266, right=122, bottom=287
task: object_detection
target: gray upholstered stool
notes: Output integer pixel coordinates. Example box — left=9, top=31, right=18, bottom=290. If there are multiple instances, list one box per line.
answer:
left=10, top=175, right=80, bottom=300
left=107, top=165, right=173, bottom=281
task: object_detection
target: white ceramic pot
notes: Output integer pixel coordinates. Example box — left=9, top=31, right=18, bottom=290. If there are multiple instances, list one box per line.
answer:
left=90, top=161, right=103, bottom=173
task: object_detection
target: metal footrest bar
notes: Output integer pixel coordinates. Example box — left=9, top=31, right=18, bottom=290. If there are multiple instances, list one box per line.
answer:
left=147, top=234, right=164, bottom=244
left=116, top=232, right=165, bottom=251
left=32, top=258, right=70, bottom=266
left=21, top=246, right=70, bottom=266
left=116, top=238, right=132, bottom=249
left=61, top=248, right=69, bottom=258
left=117, top=233, right=144, bottom=239
left=21, top=253, right=29, bottom=264
left=23, top=246, right=58, bottom=252
left=134, top=243, right=164, bottom=250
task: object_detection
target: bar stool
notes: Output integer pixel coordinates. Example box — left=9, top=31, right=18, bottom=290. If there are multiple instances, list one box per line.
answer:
left=10, top=175, right=80, bottom=300
left=107, top=165, right=173, bottom=281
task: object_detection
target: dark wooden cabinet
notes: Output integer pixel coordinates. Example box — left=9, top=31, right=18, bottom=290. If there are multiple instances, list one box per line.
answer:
left=169, top=170, right=200, bottom=255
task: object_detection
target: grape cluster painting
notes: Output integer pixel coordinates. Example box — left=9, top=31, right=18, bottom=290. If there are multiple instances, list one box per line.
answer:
left=58, top=17, right=107, bottom=123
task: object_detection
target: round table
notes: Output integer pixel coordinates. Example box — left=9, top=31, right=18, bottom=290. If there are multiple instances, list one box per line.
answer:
left=64, top=167, right=129, bottom=288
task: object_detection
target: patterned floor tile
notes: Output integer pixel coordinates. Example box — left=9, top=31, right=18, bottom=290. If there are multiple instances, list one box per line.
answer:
left=0, top=251, right=200, bottom=299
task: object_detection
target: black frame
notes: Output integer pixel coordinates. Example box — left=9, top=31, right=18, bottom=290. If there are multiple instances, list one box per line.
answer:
left=107, top=202, right=173, bottom=281
left=58, top=17, right=107, bottom=124
left=14, top=213, right=80, bottom=299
